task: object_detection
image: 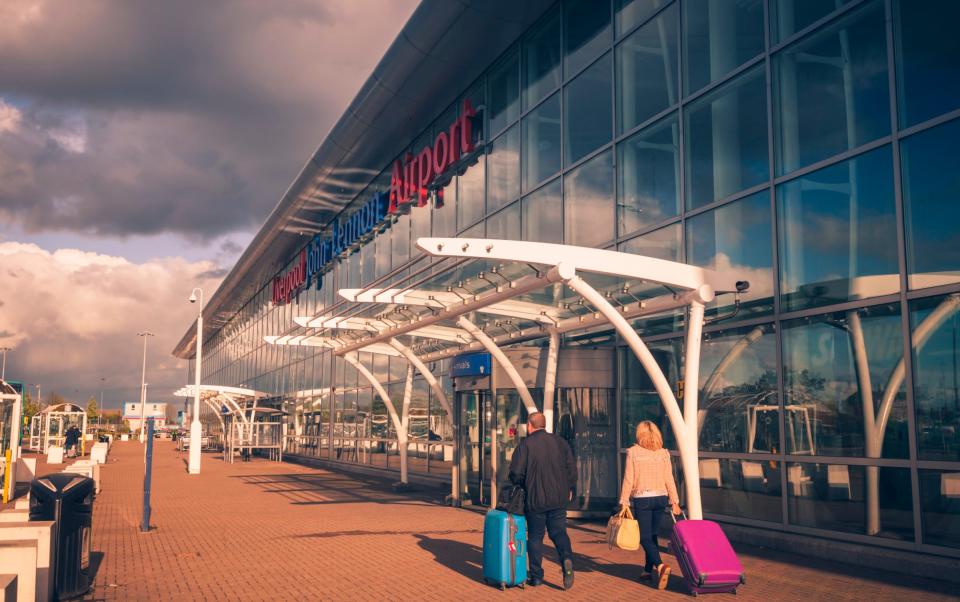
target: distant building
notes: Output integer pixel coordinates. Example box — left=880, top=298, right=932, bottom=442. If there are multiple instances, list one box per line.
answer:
left=123, top=402, right=167, bottom=431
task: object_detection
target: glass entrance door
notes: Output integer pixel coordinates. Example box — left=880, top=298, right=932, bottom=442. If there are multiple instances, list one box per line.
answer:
left=457, top=390, right=493, bottom=505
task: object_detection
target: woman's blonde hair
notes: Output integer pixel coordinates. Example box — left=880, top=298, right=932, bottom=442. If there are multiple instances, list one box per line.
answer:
left=635, top=420, right=663, bottom=451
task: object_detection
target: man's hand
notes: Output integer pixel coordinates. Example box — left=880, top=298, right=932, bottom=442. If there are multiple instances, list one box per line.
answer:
left=671, top=502, right=681, bottom=516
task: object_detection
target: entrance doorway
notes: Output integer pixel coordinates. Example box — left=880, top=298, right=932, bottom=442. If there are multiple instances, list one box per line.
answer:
left=456, top=389, right=492, bottom=505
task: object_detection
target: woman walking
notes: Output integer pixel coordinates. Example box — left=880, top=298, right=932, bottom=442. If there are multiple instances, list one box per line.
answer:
left=618, top=420, right=680, bottom=590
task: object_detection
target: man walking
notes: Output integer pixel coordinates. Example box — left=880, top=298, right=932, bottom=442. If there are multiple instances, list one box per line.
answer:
left=508, top=412, right=577, bottom=589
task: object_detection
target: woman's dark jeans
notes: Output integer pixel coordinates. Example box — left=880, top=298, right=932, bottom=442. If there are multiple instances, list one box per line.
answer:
left=631, top=495, right=668, bottom=571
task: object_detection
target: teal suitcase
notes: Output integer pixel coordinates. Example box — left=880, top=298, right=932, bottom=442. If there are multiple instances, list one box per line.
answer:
left=482, top=509, right=527, bottom=589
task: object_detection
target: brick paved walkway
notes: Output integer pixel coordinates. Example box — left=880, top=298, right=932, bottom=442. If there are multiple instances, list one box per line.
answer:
left=34, top=441, right=953, bottom=601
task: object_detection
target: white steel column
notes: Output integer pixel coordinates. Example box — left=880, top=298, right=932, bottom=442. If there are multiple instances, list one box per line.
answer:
left=566, top=275, right=709, bottom=519
left=343, top=352, right=406, bottom=482
left=681, top=301, right=706, bottom=521
left=543, top=331, right=560, bottom=433
left=456, top=316, right=539, bottom=415
left=399, top=365, right=413, bottom=485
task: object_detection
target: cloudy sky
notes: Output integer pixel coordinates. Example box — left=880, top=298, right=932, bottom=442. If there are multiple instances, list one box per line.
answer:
left=0, top=0, right=418, bottom=410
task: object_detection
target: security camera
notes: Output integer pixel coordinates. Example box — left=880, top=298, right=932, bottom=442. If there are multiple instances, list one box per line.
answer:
left=189, top=292, right=197, bottom=303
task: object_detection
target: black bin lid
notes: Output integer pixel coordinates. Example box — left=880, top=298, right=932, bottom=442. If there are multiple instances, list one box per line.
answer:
left=31, top=473, right=95, bottom=498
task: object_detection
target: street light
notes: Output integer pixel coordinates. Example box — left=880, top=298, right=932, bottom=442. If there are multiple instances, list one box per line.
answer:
left=137, top=332, right=155, bottom=443
left=99, top=377, right=105, bottom=430
left=0, top=347, right=11, bottom=381
left=32, top=383, right=41, bottom=408
left=188, top=288, right=203, bottom=475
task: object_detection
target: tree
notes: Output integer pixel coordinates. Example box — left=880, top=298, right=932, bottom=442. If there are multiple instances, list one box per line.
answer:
left=22, top=392, right=40, bottom=420
left=86, top=396, right=99, bottom=422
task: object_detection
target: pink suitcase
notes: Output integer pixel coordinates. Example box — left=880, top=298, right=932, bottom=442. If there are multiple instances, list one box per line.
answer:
left=669, top=513, right=745, bottom=596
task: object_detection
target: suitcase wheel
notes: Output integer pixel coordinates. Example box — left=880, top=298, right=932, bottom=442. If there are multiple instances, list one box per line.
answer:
left=499, top=583, right=506, bottom=591
left=519, top=582, right=525, bottom=590
left=690, top=592, right=698, bottom=598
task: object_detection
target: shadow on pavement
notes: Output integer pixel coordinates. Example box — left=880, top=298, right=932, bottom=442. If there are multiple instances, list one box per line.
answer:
left=294, top=528, right=480, bottom=539
left=414, top=534, right=484, bottom=583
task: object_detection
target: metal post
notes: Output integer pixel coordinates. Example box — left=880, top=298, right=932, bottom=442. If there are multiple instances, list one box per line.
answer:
left=0, top=347, right=10, bottom=380
left=141, top=417, right=155, bottom=532
left=137, top=332, right=154, bottom=442
left=189, top=288, right=204, bottom=475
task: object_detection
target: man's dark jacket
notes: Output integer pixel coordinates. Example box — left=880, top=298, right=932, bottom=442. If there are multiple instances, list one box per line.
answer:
left=508, top=429, right=577, bottom=513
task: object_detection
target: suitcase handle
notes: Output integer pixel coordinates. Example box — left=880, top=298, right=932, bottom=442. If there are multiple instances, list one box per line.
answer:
left=667, top=508, right=687, bottom=524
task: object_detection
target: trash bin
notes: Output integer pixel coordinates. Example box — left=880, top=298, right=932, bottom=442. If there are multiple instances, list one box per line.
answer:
left=30, top=473, right=94, bottom=599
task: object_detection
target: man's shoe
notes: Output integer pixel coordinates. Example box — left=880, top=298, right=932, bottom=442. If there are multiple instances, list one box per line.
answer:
left=562, top=558, right=575, bottom=590
left=656, top=564, right=671, bottom=590
left=526, top=577, right=543, bottom=587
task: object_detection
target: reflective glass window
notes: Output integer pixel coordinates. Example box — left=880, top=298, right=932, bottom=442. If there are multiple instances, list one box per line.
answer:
left=615, top=0, right=672, bottom=37
left=616, top=3, right=678, bottom=134
left=564, top=0, right=612, bottom=77
left=489, top=49, right=520, bottom=136
left=683, top=0, right=764, bottom=94
left=773, top=1, right=889, bottom=176
left=619, top=223, right=680, bottom=262
left=433, top=179, right=456, bottom=237
left=458, top=156, right=485, bottom=231
left=523, top=8, right=562, bottom=110
left=486, top=125, right=520, bottom=213
left=375, top=233, right=390, bottom=278
left=787, top=463, right=913, bottom=540
left=777, top=146, right=898, bottom=312
left=620, top=340, right=682, bottom=448
left=391, top=213, right=410, bottom=266
left=919, top=469, right=960, bottom=549
left=564, top=52, right=613, bottom=165
left=770, top=0, right=853, bottom=44
left=698, top=324, right=778, bottom=454
left=487, top=202, right=521, bottom=241
left=895, top=0, right=960, bottom=128
left=617, top=114, right=679, bottom=235
left=910, top=294, right=960, bottom=462
left=522, top=178, right=562, bottom=243
left=700, top=458, right=783, bottom=523
left=900, top=118, right=960, bottom=291
left=522, top=92, right=562, bottom=192
left=781, top=304, right=908, bottom=458
left=686, top=190, right=773, bottom=318
left=564, top=149, right=614, bottom=247
left=685, top=67, right=768, bottom=209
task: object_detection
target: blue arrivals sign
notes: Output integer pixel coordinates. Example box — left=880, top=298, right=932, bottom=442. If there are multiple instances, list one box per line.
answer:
left=450, top=352, right=492, bottom=378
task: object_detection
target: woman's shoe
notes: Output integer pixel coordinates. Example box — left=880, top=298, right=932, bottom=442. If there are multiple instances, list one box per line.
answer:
left=656, top=564, right=671, bottom=590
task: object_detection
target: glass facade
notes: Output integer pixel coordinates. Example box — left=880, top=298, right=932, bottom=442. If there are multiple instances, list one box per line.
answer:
left=188, top=0, right=960, bottom=556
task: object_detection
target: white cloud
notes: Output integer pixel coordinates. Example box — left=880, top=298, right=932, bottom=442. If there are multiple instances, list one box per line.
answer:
left=0, top=99, right=21, bottom=134
left=0, top=242, right=223, bottom=407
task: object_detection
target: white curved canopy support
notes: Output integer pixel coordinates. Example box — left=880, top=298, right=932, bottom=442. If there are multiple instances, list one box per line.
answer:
left=565, top=274, right=707, bottom=519
left=457, top=316, right=539, bottom=416
left=543, top=331, right=560, bottom=433
left=388, top=338, right=453, bottom=426
left=399, top=365, right=414, bottom=483
left=343, top=352, right=403, bottom=441
left=264, top=335, right=403, bottom=357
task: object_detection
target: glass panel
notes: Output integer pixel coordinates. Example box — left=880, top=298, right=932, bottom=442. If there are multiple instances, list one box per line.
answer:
left=698, top=324, right=779, bottom=454
left=686, top=190, right=773, bottom=318
left=523, top=8, right=562, bottom=111
left=700, top=458, right=783, bottom=523
left=919, top=469, right=960, bottom=549
left=771, top=0, right=853, bottom=44
left=617, top=113, right=679, bottom=235
left=616, top=3, right=678, bottom=133
left=900, top=118, right=960, bottom=291
left=781, top=303, right=908, bottom=458
left=787, top=463, right=914, bottom=540
left=683, top=0, right=764, bottom=94
left=486, top=125, right=520, bottom=213
left=777, top=146, right=898, bottom=312
left=564, top=149, right=614, bottom=247
left=620, top=340, right=683, bottom=449
left=434, top=178, right=456, bottom=237
left=522, top=92, right=562, bottom=192
left=895, top=0, right=960, bottom=128
left=619, top=223, right=680, bottom=262
left=685, top=67, right=768, bottom=209
left=910, top=294, right=960, bottom=461
left=489, top=49, right=519, bottom=137
left=564, top=0, right=612, bottom=76
left=564, top=52, right=613, bottom=165
left=391, top=213, right=410, bottom=266
left=522, top=178, right=563, bottom=243
left=773, top=1, right=889, bottom=175
left=486, top=202, right=521, bottom=241
left=615, top=0, right=672, bottom=36
left=458, top=155, right=485, bottom=231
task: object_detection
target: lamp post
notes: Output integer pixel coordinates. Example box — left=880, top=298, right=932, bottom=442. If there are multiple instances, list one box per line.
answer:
left=99, top=377, right=105, bottom=430
left=32, top=383, right=41, bottom=407
left=0, top=347, right=10, bottom=381
left=137, top=332, right=154, bottom=443
left=188, top=288, right=203, bottom=475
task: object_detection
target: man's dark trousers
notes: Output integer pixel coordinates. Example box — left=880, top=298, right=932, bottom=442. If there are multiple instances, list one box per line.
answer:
left=525, top=507, right=573, bottom=580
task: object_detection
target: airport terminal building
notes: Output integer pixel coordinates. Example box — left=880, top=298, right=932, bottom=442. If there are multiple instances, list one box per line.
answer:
left=173, top=0, right=960, bottom=563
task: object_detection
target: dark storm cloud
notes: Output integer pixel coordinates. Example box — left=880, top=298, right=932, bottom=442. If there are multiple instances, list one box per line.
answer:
left=0, top=0, right=418, bottom=239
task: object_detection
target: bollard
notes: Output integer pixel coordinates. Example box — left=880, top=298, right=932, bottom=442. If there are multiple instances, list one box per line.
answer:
left=1, top=449, right=10, bottom=503
left=141, top=418, right=154, bottom=532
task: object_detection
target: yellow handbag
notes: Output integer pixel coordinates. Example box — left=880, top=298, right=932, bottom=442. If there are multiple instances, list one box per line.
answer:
left=606, top=505, right=640, bottom=551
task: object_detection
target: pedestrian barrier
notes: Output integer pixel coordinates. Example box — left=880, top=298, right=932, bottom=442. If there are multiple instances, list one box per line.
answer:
left=0, top=519, right=54, bottom=602
left=45, top=447, right=64, bottom=465
left=90, top=443, right=108, bottom=465
left=0, top=574, right=16, bottom=601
